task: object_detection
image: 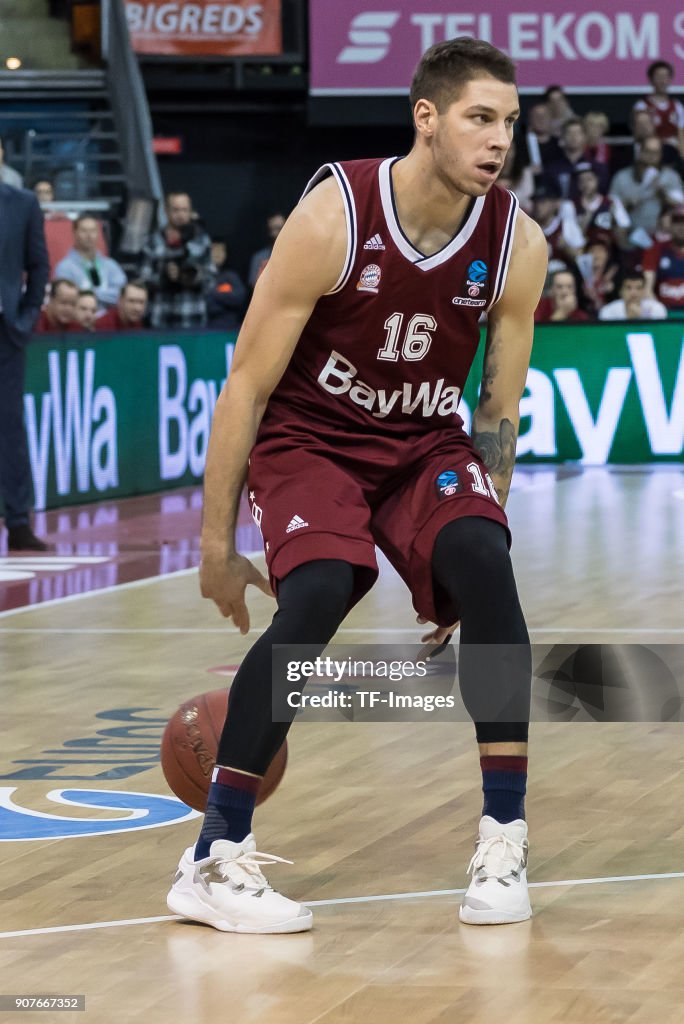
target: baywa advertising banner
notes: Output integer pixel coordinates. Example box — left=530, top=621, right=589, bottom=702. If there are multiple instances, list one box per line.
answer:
left=21, top=323, right=683, bottom=511
left=310, top=2, right=684, bottom=95
left=126, top=0, right=282, bottom=57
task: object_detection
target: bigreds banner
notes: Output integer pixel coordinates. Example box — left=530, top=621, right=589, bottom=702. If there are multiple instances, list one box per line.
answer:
left=126, top=0, right=282, bottom=56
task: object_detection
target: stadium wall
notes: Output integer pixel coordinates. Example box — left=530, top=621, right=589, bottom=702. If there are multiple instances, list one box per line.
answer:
left=15, top=324, right=684, bottom=512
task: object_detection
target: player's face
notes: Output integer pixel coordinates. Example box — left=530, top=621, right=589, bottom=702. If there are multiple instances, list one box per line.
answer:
left=429, top=77, right=519, bottom=197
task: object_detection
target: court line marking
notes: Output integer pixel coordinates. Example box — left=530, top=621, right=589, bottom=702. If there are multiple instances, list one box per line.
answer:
left=0, top=568, right=198, bottom=620
left=0, top=552, right=270, bottom=621
left=3, top=868, right=684, bottom=938
left=0, top=627, right=683, bottom=635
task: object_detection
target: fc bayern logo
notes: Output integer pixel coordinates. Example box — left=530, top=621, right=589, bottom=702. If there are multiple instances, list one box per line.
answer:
left=357, top=263, right=381, bottom=293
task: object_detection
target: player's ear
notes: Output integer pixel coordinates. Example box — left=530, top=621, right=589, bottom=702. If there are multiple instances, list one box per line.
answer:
left=414, top=98, right=438, bottom=139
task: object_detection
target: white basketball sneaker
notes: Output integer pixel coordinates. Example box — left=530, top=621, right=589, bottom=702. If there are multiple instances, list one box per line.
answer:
left=459, top=816, right=531, bottom=925
left=167, top=834, right=313, bottom=934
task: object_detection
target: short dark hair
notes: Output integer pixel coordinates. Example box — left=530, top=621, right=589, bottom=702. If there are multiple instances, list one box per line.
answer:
left=622, top=271, right=646, bottom=286
left=77, top=289, right=97, bottom=300
left=120, top=279, right=148, bottom=298
left=562, top=117, right=585, bottom=135
left=543, top=85, right=564, bottom=100
left=409, top=37, right=516, bottom=113
left=74, top=213, right=100, bottom=229
left=50, top=278, right=78, bottom=298
left=648, top=60, right=673, bottom=81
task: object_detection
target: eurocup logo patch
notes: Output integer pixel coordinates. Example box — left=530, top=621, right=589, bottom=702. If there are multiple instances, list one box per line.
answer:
left=436, top=470, right=462, bottom=498
left=357, top=264, right=381, bottom=293
left=467, top=260, right=488, bottom=285
left=453, top=259, right=488, bottom=307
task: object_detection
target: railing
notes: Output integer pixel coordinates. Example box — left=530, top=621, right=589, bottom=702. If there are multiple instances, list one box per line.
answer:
left=100, top=0, right=162, bottom=210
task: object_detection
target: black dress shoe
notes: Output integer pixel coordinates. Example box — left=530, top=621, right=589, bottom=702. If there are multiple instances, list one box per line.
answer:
left=7, top=525, right=48, bottom=552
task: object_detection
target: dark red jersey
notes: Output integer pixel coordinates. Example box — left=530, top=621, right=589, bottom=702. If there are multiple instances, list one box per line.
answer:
left=635, top=96, right=684, bottom=149
left=643, top=240, right=684, bottom=309
left=257, top=157, right=519, bottom=443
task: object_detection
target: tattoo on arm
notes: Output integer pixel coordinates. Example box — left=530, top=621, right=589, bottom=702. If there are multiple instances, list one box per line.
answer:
left=472, top=417, right=517, bottom=506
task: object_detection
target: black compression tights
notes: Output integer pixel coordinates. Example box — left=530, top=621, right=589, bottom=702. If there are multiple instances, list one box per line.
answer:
left=217, top=519, right=530, bottom=775
left=431, top=518, right=531, bottom=745
left=217, top=560, right=355, bottom=774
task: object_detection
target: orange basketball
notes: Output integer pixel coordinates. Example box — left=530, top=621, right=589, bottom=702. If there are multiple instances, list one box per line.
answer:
left=160, top=688, right=287, bottom=811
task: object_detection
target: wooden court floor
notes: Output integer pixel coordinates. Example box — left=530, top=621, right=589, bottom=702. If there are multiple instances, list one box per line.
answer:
left=1, top=465, right=684, bottom=1024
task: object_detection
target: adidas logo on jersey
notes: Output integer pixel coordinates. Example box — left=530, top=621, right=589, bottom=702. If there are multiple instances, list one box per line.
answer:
left=363, top=234, right=385, bottom=250
left=286, top=515, right=309, bottom=533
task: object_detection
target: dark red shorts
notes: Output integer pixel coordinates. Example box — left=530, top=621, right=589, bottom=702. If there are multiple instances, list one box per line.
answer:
left=247, top=427, right=509, bottom=627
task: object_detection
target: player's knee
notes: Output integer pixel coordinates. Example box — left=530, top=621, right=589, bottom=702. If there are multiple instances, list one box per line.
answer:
left=277, top=559, right=355, bottom=633
left=433, top=517, right=512, bottom=585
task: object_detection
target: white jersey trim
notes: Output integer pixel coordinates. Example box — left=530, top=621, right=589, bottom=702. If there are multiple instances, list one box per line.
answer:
left=300, top=162, right=356, bottom=294
left=488, top=190, right=520, bottom=310
left=378, top=157, right=486, bottom=272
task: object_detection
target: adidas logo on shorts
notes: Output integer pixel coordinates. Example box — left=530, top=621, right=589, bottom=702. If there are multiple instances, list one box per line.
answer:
left=363, top=233, right=385, bottom=250
left=286, top=515, right=309, bottom=534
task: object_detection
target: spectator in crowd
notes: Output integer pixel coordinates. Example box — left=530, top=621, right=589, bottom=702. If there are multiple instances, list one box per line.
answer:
left=655, top=208, right=672, bottom=243
left=498, top=137, right=534, bottom=212
left=525, top=103, right=562, bottom=171
left=580, top=239, right=620, bottom=312
left=531, top=179, right=585, bottom=272
left=207, top=239, right=247, bottom=330
left=630, top=109, right=682, bottom=172
left=633, top=61, right=684, bottom=158
left=573, top=163, right=631, bottom=251
left=547, top=119, right=608, bottom=198
left=583, top=111, right=611, bottom=171
left=0, top=135, right=23, bottom=189
left=248, top=212, right=285, bottom=288
left=35, top=278, right=79, bottom=332
left=610, top=136, right=684, bottom=237
left=544, top=85, right=576, bottom=137
left=97, top=281, right=149, bottom=331
left=33, top=179, right=55, bottom=204
left=55, top=214, right=127, bottom=312
left=0, top=179, right=49, bottom=551
left=74, top=289, right=98, bottom=332
left=643, top=205, right=684, bottom=314
left=535, top=269, right=590, bottom=323
left=140, top=192, right=214, bottom=329
left=599, top=271, right=667, bottom=321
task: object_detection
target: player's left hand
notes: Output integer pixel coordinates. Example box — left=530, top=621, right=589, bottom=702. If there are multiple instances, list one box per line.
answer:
left=417, top=614, right=458, bottom=646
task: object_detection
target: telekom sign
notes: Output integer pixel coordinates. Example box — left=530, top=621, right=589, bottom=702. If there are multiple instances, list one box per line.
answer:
left=310, top=3, right=684, bottom=95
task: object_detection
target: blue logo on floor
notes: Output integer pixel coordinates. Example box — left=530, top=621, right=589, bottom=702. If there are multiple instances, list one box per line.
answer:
left=0, top=787, right=200, bottom=841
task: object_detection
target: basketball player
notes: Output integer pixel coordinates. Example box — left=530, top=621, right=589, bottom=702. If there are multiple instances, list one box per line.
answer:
left=167, top=38, right=547, bottom=932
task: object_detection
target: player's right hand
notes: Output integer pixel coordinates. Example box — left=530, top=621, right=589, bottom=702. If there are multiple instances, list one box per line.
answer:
left=199, top=550, right=274, bottom=634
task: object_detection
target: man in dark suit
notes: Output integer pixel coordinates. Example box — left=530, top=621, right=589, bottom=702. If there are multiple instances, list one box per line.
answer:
left=0, top=183, right=50, bottom=550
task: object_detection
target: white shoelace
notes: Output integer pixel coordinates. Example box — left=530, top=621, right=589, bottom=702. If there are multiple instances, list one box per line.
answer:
left=215, top=849, right=294, bottom=891
left=467, top=834, right=525, bottom=882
